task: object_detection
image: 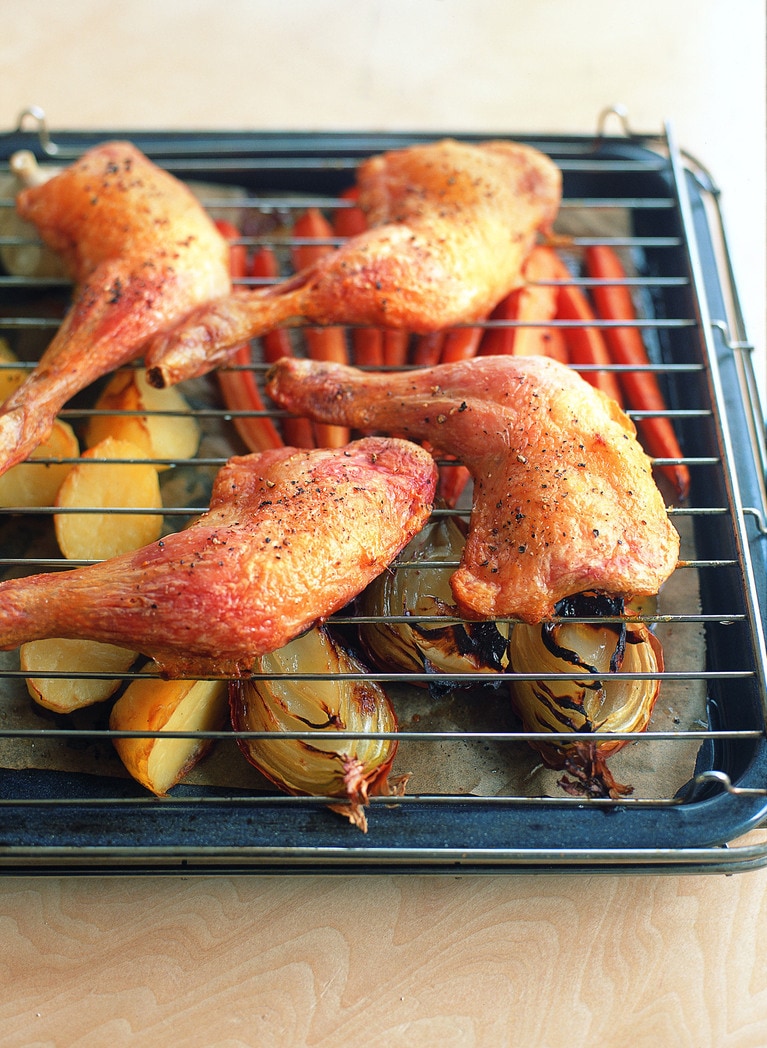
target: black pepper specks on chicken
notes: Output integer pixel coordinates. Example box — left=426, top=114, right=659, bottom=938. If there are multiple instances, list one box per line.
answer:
left=0, top=438, right=437, bottom=677
left=144, top=137, right=561, bottom=388
left=266, top=355, right=680, bottom=623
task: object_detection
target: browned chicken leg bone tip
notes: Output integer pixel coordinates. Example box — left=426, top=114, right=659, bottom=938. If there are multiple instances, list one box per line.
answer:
left=0, top=438, right=437, bottom=678
left=144, top=138, right=562, bottom=388
left=265, top=355, right=680, bottom=623
left=0, top=141, right=231, bottom=477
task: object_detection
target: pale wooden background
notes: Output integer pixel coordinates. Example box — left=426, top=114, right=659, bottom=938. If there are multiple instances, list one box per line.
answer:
left=1, top=2, right=766, bottom=1045
left=3, top=865, right=767, bottom=1046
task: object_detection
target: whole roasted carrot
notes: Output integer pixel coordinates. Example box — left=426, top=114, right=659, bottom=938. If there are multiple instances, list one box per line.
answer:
left=292, top=208, right=350, bottom=446
left=437, top=323, right=485, bottom=500
left=333, top=189, right=384, bottom=367
left=428, top=326, right=480, bottom=503
left=437, top=458, right=471, bottom=508
left=479, top=246, right=566, bottom=360
left=249, top=246, right=287, bottom=364
left=411, top=327, right=482, bottom=502
left=249, top=246, right=315, bottom=448
left=510, top=247, right=567, bottom=361
left=214, top=221, right=283, bottom=452
left=412, top=332, right=445, bottom=366
left=545, top=247, right=624, bottom=405
left=383, top=330, right=410, bottom=366
left=438, top=322, right=485, bottom=502
left=585, top=244, right=690, bottom=501
left=414, top=321, right=484, bottom=367
left=479, top=292, right=517, bottom=356
left=332, top=189, right=411, bottom=365
left=536, top=325, right=568, bottom=363
left=440, top=325, right=485, bottom=364
left=216, top=218, right=248, bottom=283
left=350, top=327, right=385, bottom=367
left=332, top=186, right=365, bottom=238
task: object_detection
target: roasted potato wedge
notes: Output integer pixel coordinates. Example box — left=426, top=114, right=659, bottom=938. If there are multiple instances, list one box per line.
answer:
left=0, top=339, right=80, bottom=507
left=85, top=368, right=200, bottom=468
left=21, top=637, right=138, bottom=713
left=0, top=418, right=79, bottom=508
left=54, top=436, right=164, bottom=560
left=110, top=670, right=229, bottom=795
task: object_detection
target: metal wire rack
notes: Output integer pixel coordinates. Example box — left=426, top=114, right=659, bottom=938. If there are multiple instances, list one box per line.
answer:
left=0, top=108, right=765, bottom=874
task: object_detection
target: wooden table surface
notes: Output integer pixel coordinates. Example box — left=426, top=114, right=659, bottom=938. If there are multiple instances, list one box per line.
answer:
left=2, top=3, right=766, bottom=1045
left=3, top=858, right=767, bottom=1046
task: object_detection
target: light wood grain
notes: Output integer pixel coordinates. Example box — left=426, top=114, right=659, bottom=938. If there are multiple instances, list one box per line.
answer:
left=1, top=867, right=767, bottom=1048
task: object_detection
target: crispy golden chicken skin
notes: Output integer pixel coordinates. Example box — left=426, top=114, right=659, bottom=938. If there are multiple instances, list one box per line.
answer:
left=0, top=141, right=230, bottom=476
left=265, top=356, right=680, bottom=623
left=0, top=438, right=437, bottom=677
left=145, top=138, right=562, bottom=387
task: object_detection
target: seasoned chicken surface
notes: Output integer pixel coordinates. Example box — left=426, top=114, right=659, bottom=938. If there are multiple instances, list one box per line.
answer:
left=0, top=438, right=437, bottom=677
left=145, top=138, right=561, bottom=387
left=265, top=356, right=680, bottom=623
left=0, top=141, right=230, bottom=476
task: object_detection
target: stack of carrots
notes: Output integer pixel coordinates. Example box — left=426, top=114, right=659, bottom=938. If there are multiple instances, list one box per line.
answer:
left=215, top=206, right=689, bottom=506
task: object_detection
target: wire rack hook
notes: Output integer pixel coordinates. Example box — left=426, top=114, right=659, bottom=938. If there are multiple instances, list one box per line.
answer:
left=13, top=105, right=59, bottom=156
left=595, top=104, right=635, bottom=139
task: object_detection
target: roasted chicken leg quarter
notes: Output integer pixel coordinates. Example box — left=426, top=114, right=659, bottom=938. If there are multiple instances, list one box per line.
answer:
left=0, top=438, right=437, bottom=677
left=145, top=138, right=562, bottom=387
left=265, top=356, right=681, bottom=623
left=0, top=141, right=231, bottom=476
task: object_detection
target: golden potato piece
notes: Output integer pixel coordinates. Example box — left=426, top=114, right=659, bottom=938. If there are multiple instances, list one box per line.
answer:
left=0, top=337, right=29, bottom=403
left=85, top=368, right=200, bottom=468
left=110, top=671, right=229, bottom=795
left=21, top=637, right=138, bottom=713
left=0, top=157, right=68, bottom=278
left=0, top=340, right=80, bottom=508
left=54, top=436, right=163, bottom=560
left=0, top=418, right=79, bottom=508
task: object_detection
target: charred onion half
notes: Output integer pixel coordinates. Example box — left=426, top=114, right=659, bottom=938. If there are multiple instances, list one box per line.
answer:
left=229, top=626, right=405, bottom=832
left=508, top=593, right=664, bottom=798
left=358, top=514, right=510, bottom=693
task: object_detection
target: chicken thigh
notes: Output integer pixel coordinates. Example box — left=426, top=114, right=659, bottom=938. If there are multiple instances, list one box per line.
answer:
left=0, top=141, right=230, bottom=476
left=265, top=356, right=680, bottom=622
left=145, top=138, right=561, bottom=387
left=0, top=437, right=437, bottom=677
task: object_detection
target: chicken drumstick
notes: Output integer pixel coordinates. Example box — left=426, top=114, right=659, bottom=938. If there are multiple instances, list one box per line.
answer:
left=0, top=141, right=231, bottom=476
left=145, top=138, right=561, bottom=388
left=265, top=356, right=680, bottom=623
left=0, top=437, right=437, bottom=677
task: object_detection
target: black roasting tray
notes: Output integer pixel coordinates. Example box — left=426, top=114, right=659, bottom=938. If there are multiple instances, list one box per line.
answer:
left=0, top=123, right=765, bottom=874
